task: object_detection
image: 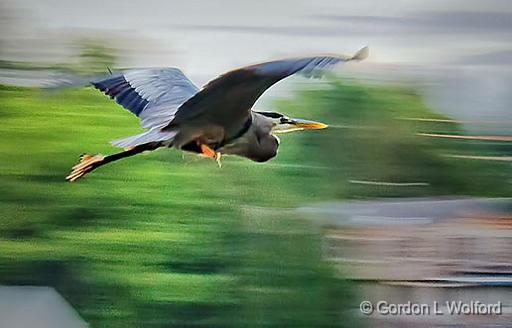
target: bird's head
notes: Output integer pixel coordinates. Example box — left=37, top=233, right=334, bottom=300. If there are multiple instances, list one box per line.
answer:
left=256, top=111, right=328, bottom=134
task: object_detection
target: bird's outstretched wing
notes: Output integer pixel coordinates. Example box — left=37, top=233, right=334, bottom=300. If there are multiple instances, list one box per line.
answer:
left=91, top=68, right=199, bottom=130
left=168, top=47, right=368, bottom=130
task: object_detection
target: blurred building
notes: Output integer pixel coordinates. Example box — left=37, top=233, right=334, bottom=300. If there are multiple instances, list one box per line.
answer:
left=300, top=197, right=512, bottom=327
left=0, top=286, right=87, bottom=328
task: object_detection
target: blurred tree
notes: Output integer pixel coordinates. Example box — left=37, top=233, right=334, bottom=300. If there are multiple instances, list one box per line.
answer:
left=274, top=79, right=511, bottom=199
left=0, top=78, right=509, bottom=327
left=75, top=39, right=117, bottom=75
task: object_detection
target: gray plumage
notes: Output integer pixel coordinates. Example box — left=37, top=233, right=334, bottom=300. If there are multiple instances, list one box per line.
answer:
left=217, top=112, right=279, bottom=162
left=66, top=47, right=368, bottom=181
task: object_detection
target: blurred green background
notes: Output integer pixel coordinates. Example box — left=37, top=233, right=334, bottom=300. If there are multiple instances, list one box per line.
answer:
left=0, top=77, right=510, bottom=327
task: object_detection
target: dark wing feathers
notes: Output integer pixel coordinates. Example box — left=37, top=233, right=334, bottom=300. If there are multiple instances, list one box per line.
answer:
left=91, top=47, right=368, bottom=134
left=171, top=47, right=368, bottom=129
left=250, top=56, right=342, bottom=78
left=91, top=68, right=199, bottom=129
left=249, top=46, right=368, bottom=78
left=92, top=74, right=149, bottom=116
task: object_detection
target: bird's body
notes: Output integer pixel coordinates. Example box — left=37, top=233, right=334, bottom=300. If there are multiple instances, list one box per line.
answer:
left=216, top=112, right=279, bottom=162
left=66, top=47, right=368, bottom=181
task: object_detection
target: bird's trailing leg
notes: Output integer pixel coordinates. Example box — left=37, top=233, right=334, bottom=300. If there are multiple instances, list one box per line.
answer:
left=66, top=143, right=159, bottom=182
left=199, top=143, right=222, bottom=167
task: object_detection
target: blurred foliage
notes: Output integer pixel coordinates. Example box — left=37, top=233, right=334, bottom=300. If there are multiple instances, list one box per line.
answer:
left=274, top=79, right=511, bottom=198
left=0, top=79, right=509, bottom=327
left=75, top=39, right=117, bottom=75
left=0, top=83, right=354, bottom=327
left=0, top=38, right=117, bottom=75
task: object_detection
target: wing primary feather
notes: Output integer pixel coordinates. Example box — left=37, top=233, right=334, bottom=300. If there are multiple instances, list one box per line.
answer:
left=91, top=68, right=199, bottom=129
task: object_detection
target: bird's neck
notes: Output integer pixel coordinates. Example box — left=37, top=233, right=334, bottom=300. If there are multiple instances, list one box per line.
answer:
left=217, top=115, right=253, bottom=148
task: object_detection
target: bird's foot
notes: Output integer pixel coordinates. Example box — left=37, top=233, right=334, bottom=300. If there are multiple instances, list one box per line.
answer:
left=66, top=154, right=105, bottom=182
left=199, top=144, right=222, bottom=167
left=215, top=152, right=222, bottom=168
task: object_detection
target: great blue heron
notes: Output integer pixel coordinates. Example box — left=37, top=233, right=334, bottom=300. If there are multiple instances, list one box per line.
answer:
left=66, top=46, right=368, bottom=181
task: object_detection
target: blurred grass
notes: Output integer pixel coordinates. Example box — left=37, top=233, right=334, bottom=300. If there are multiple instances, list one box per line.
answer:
left=0, top=80, right=509, bottom=327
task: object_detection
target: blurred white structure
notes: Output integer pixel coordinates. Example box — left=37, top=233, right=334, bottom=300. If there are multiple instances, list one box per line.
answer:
left=301, top=197, right=512, bottom=327
left=0, top=286, right=87, bottom=328
left=301, top=197, right=512, bottom=281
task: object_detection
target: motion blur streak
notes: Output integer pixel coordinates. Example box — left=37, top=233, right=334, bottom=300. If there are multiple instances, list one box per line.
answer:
left=0, top=0, right=511, bottom=327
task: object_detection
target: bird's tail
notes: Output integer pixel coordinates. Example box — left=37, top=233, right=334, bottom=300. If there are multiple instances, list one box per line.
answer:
left=111, top=129, right=177, bottom=148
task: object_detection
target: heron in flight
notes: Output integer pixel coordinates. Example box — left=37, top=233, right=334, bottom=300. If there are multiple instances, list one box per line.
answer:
left=66, top=46, right=368, bottom=181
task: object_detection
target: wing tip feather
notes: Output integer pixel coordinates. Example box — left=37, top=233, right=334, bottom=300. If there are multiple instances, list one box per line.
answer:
left=350, top=46, right=369, bottom=61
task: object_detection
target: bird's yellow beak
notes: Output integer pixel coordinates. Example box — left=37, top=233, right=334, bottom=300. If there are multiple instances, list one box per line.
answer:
left=271, top=117, right=328, bottom=133
left=291, top=118, right=328, bottom=130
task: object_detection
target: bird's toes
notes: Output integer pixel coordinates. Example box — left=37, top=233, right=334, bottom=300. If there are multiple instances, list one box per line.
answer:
left=80, top=154, right=93, bottom=161
left=215, top=152, right=222, bottom=168
left=72, top=154, right=104, bottom=170
left=67, top=154, right=105, bottom=182
left=66, top=169, right=85, bottom=182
